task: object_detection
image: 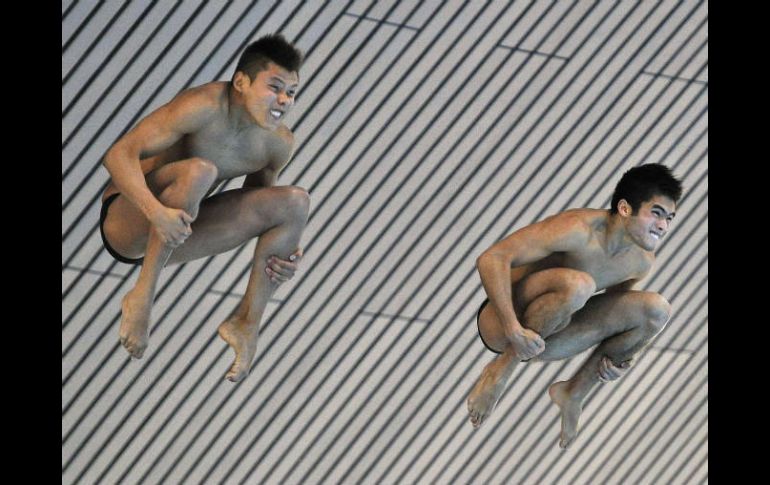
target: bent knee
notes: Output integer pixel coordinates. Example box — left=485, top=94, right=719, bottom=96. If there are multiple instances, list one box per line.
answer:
left=182, top=158, right=218, bottom=189
left=277, top=185, right=310, bottom=220
left=641, top=292, right=671, bottom=332
left=564, top=271, right=596, bottom=309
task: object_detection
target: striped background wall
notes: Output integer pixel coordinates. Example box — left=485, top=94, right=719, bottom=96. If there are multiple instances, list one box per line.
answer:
left=62, top=1, right=708, bottom=483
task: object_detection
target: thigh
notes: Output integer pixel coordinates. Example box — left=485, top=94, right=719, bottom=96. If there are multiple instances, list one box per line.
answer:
left=100, top=194, right=152, bottom=259
left=167, top=186, right=298, bottom=264
left=512, top=267, right=595, bottom=315
left=476, top=267, right=592, bottom=353
left=536, top=290, right=657, bottom=361
left=101, top=159, right=217, bottom=258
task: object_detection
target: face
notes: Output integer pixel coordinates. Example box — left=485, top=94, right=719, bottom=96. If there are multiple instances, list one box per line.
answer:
left=620, top=194, right=677, bottom=251
left=235, top=62, right=299, bottom=130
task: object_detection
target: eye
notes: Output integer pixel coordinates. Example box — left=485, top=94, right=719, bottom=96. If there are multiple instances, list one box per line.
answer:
left=269, top=85, right=280, bottom=92
left=287, top=90, right=296, bottom=97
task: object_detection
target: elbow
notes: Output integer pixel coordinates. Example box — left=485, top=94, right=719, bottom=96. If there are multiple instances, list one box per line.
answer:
left=476, top=250, right=498, bottom=273
left=103, top=144, right=122, bottom=172
left=476, top=252, right=488, bottom=272
left=103, top=140, right=135, bottom=171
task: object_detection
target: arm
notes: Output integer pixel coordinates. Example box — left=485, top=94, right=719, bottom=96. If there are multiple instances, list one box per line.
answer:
left=598, top=269, right=651, bottom=379
left=243, top=128, right=303, bottom=283
left=103, top=88, right=213, bottom=244
left=242, top=126, right=294, bottom=189
left=477, top=212, right=591, bottom=347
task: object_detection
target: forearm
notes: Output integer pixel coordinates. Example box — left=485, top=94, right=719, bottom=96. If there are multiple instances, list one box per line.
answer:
left=104, top=147, right=163, bottom=219
left=476, top=251, right=524, bottom=339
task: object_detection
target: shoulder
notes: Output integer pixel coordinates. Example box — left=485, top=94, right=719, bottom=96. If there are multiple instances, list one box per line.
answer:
left=539, top=209, right=595, bottom=242
left=273, top=124, right=295, bottom=150
left=173, top=82, right=226, bottom=107
left=158, top=82, right=225, bottom=128
left=266, top=124, right=295, bottom=166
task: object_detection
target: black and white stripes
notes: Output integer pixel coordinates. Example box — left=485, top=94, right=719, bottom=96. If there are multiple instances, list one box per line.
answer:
left=62, top=1, right=708, bottom=483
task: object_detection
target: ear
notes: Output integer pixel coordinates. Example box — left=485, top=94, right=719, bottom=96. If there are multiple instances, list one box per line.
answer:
left=617, top=199, right=633, bottom=217
left=233, top=71, right=249, bottom=93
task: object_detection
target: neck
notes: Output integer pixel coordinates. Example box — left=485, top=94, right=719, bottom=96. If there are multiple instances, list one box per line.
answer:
left=225, top=84, right=252, bottom=131
left=604, top=211, right=634, bottom=256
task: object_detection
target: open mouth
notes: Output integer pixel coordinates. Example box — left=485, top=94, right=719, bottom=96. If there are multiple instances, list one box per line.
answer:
left=649, top=232, right=661, bottom=240
left=269, top=109, right=283, bottom=120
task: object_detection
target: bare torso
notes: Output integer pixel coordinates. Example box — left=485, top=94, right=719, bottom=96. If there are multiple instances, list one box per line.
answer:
left=102, top=81, right=292, bottom=201
left=511, top=209, right=654, bottom=291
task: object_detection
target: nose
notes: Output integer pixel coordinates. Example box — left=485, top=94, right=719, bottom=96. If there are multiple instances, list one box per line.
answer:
left=277, top=91, right=292, bottom=107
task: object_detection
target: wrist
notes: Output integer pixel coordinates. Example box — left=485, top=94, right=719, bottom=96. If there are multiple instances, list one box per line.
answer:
left=143, top=200, right=164, bottom=221
left=506, top=323, right=524, bottom=339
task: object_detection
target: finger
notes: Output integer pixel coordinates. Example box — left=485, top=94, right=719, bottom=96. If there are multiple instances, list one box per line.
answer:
left=599, top=367, right=609, bottom=381
left=266, top=267, right=288, bottom=282
left=273, top=268, right=295, bottom=279
left=599, top=362, right=609, bottom=380
left=269, top=271, right=289, bottom=283
left=602, top=368, right=616, bottom=381
left=290, top=248, right=303, bottom=261
left=269, top=264, right=292, bottom=278
left=180, top=211, right=194, bottom=224
left=269, top=259, right=297, bottom=275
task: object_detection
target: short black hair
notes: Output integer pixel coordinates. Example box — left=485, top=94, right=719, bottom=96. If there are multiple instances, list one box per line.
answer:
left=234, top=33, right=303, bottom=81
left=610, top=163, right=683, bottom=214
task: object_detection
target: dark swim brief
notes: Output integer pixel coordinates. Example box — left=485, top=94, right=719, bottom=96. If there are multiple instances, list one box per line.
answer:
left=99, top=193, right=144, bottom=265
left=476, top=298, right=532, bottom=360
left=476, top=298, right=502, bottom=354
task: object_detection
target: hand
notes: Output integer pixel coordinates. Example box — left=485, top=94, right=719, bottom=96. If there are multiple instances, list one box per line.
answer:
left=265, top=248, right=303, bottom=284
left=509, top=327, right=546, bottom=360
left=597, top=356, right=633, bottom=382
left=149, top=206, right=193, bottom=247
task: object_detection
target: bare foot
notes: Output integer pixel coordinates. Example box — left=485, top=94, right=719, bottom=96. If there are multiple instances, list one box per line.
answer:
left=119, top=290, right=151, bottom=359
left=467, top=353, right=517, bottom=428
left=218, top=318, right=260, bottom=382
left=548, top=381, right=582, bottom=449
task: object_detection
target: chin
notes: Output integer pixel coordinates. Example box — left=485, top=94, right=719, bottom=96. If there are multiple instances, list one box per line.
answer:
left=255, top=116, right=277, bottom=130
left=633, top=235, right=656, bottom=251
left=265, top=115, right=283, bottom=129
